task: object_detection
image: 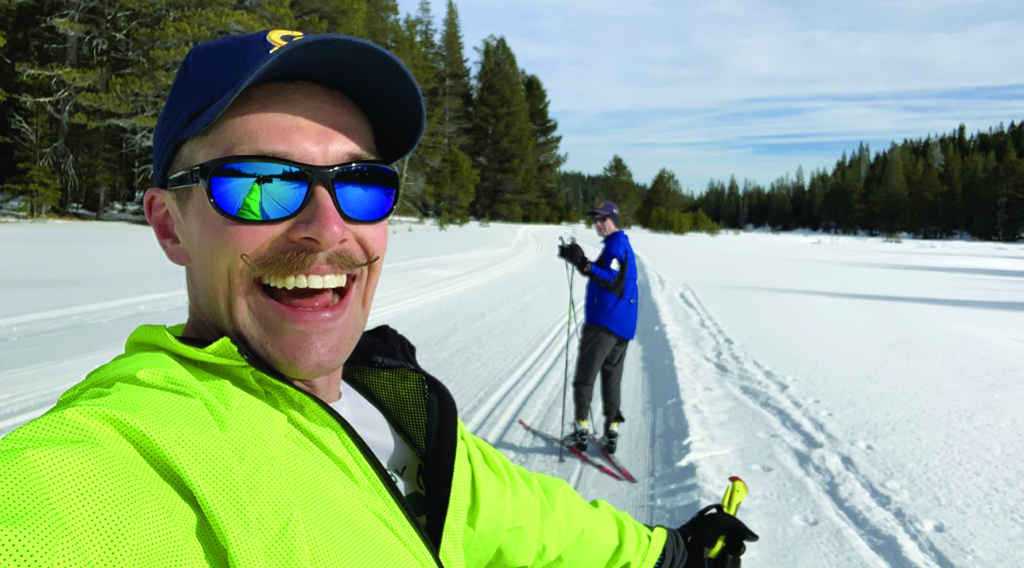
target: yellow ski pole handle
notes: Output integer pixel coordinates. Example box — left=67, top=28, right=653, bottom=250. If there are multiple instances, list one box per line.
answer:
left=708, top=476, right=748, bottom=559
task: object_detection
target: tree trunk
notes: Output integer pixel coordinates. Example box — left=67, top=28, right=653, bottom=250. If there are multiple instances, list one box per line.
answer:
left=95, top=183, right=106, bottom=220
left=56, top=6, right=81, bottom=214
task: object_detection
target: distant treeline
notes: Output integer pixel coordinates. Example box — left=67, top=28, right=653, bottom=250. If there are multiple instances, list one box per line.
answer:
left=560, top=157, right=721, bottom=235
left=565, top=122, right=1024, bottom=242
left=698, top=123, right=1024, bottom=241
left=0, top=0, right=568, bottom=226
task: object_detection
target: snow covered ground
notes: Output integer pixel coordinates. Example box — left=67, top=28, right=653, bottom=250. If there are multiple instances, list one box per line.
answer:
left=1, top=219, right=1022, bottom=567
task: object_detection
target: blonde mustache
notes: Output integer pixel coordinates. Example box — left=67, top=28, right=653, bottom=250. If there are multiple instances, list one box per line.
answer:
left=242, top=250, right=379, bottom=279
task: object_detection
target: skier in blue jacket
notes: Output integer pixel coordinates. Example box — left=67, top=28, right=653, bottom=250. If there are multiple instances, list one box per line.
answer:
left=558, top=200, right=638, bottom=454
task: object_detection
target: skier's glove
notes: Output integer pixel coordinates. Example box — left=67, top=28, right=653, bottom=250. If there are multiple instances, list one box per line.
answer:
left=678, top=504, right=758, bottom=568
left=557, top=243, right=590, bottom=274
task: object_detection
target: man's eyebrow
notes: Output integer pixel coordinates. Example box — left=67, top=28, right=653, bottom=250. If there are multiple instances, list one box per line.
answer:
left=224, top=148, right=382, bottom=163
left=346, top=150, right=381, bottom=162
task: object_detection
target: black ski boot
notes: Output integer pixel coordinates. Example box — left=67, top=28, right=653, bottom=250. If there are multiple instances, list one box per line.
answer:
left=564, top=424, right=589, bottom=452
left=603, top=424, right=620, bottom=455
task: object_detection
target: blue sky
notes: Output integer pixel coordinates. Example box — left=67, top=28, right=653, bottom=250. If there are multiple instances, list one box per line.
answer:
left=396, top=0, right=1024, bottom=192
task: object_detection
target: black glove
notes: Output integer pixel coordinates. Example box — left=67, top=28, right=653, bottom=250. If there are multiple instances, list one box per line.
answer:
left=678, top=504, right=758, bottom=568
left=557, top=243, right=590, bottom=273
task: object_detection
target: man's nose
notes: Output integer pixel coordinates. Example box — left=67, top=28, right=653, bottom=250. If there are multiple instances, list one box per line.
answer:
left=287, top=183, right=349, bottom=248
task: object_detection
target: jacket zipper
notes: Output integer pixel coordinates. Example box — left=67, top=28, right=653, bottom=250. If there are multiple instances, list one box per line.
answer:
left=239, top=349, right=445, bottom=567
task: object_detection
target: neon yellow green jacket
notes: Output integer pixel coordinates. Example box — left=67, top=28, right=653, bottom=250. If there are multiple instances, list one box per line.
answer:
left=0, top=324, right=674, bottom=567
left=236, top=181, right=264, bottom=220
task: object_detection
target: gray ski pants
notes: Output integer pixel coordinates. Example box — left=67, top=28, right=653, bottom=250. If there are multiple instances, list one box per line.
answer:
left=572, top=323, right=629, bottom=426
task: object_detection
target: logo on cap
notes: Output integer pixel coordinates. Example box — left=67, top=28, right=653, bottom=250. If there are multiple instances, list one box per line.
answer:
left=266, top=30, right=304, bottom=53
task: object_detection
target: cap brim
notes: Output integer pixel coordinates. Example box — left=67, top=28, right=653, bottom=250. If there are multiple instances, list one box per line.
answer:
left=179, top=35, right=424, bottom=167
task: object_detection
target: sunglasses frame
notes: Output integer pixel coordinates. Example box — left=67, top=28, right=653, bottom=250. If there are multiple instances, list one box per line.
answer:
left=165, top=155, right=401, bottom=224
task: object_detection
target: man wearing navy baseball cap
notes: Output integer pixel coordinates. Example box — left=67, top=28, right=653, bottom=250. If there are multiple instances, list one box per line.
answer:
left=0, top=30, right=756, bottom=568
left=558, top=200, right=640, bottom=456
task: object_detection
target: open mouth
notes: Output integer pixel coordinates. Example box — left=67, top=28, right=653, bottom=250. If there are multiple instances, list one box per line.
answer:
left=258, top=273, right=351, bottom=310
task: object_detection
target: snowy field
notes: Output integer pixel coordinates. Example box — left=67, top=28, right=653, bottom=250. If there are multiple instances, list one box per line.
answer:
left=1, top=219, right=1022, bottom=568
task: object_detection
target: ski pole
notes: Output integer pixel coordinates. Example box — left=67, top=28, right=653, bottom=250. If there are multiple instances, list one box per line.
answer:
left=558, top=235, right=572, bottom=461
left=707, top=476, right=748, bottom=559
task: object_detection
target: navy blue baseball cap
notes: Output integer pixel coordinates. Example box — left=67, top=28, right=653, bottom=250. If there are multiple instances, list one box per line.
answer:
left=588, top=200, right=620, bottom=225
left=152, top=29, right=425, bottom=188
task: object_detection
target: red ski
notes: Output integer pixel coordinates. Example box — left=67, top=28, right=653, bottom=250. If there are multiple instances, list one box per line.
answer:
left=599, top=445, right=637, bottom=484
left=518, top=418, right=623, bottom=481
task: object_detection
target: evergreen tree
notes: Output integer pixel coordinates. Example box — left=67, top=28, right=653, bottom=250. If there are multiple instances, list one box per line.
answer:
left=288, top=0, right=365, bottom=35
left=940, top=139, right=963, bottom=237
left=0, top=26, right=6, bottom=103
left=639, top=167, right=685, bottom=232
left=559, top=170, right=603, bottom=222
left=364, top=0, right=402, bottom=50
left=469, top=35, right=533, bottom=221
left=0, top=1, right=28, bottom=192
left=900, top=142, right=924, bottom=234
left=805, top=169, right=828, bottom=231
left=438, top=0, right=472, bottom=151
left=1011, top=121, right=1024, bottom=157
left=841, top=149, right=866, bottom=233
left=743, top=181, right=768, bottom=228
left=962, top=150, right=995, bottom=238
left=5, top=0, right=82, bottom=213
left=701, top=179, right=726, bottom=224
left=860, top=148, right=885, bottom=235
left=4, top=105, right=61, bottom=217
left=724, top=175, right=741, bottom=228
left=413, top=0, right=478, bottom=223
left=523, top=73, right=565, bottom=222
left=111, top=0, right=280, bottom=186
left=876, top=143, right=909, bottom=236
left=693, top=208, right=720, bottom=235
left=425, top=144, right=477, bottom=227
left=917, top=159, right=943, bottom=238
left=791, top=165, right=806, bottom=228
left=599, top=155, right=637, bottom=224
left=392, top=0, right=444, bottom=216
left=994, top=138, right=1024, bottom=241
left=767, top=174, right=794, bottom=230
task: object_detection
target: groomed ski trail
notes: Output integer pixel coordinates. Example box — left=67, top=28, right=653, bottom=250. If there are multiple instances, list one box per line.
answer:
left=475, top=256, right=682, bottom=524
left=643, top=263, right=957, bottom=568
left=0, top=225, right=548, bottom=435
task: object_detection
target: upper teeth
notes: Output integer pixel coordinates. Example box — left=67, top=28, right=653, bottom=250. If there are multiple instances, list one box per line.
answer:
left=263, top=273, right=348, bottom=290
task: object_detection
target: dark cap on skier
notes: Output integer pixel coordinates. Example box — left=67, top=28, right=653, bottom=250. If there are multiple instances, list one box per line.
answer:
left=588, top=200, right=620, bottom=226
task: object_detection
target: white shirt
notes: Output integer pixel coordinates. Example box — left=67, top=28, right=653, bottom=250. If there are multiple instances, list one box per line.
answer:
left=330, top=384, right=426, bottom=517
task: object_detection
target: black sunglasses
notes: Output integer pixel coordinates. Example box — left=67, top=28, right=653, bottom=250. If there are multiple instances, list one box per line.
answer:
left=166, top=155, right=400, bottom=224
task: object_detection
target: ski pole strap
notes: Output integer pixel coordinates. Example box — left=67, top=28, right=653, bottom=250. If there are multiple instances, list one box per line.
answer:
left=707, top=476, right=748, bottom=559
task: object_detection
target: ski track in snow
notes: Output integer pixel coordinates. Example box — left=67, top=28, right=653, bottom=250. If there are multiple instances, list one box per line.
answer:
left=472, top=254, right=691, bottom=526
left=644, top=261, right=957, bottom=568
left=0, top=291, right=187, bottom=340
left=369, top=226, right=544, bottom=324
left=0, top=227, right=545, bottom=435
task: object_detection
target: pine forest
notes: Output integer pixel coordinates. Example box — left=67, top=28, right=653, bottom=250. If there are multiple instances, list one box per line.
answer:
left=0, top=0, right=1021, bottom=240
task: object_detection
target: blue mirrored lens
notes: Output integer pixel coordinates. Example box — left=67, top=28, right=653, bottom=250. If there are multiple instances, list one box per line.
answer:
left=334, top=165, right=398, bottom=222
left=209, top=162, right=307, bottom=221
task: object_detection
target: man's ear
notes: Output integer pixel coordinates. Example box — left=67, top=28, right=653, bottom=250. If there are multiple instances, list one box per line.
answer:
left=144, top=188, right=190, bottom=267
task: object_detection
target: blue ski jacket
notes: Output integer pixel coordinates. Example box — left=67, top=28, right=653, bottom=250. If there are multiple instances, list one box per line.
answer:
left=585, top=230, right=638, bottom=340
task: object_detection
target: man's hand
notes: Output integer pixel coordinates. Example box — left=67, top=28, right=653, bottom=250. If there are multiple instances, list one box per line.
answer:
left=557, top=243, right=590, bottom=274
left=678, top=504, right=758, bottom=568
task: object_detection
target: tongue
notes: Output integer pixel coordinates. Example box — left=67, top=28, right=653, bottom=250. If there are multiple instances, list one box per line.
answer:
left=266, top=286, right=336, bottom=310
